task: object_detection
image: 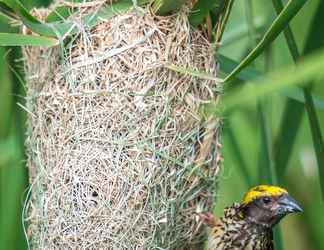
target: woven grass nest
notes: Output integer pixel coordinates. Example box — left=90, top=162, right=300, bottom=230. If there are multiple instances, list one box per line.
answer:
left=23, top=1, right=222, bottom=249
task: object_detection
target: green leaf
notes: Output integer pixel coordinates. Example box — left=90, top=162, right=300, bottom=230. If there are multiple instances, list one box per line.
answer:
left=257, top=103, right=273, bottom=184
left=1, top=0, right=40, bottom=23
left=188, top=0, right=219, bottom=27
left=224, top=0, right=308, bottom=82
left=209, top=48, right=324, bottom=112
left=45, top=6, right=74, bottom=22
left=0, top=32, right=58, bottom=46
left=0, top=45, right=28, bottom=250
left=0, top=0, right=134, bottom=37
left=218, top=54, right=259, bottom=81
left=304, top=86, right=324, bottom=200
left=274, top=228, right=284, bottom=250
left=271, top=0, right=299, bottom=61
left=272, top=0, right=324, bottom=198
left=0, top=46, right=12, bottom=137
left=0, top=2, right=18, bottom=20
left=225, top=127, right=253, bottom=186
left=152, top=0, right=186, bottom=15
left=221, top=18, right=269, bottom=48
left=273, top=99, right=304, bottom=183
left=218, top=54, right=324, bottom=110
left=166, top=63, right=223, bottom=83
left=214, top=0, right=234, bottom=43
left=282, top=89, right=324, bottom=110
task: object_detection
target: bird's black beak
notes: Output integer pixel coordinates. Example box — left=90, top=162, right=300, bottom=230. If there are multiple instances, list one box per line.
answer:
left=278, top=193, right=303, bottom=214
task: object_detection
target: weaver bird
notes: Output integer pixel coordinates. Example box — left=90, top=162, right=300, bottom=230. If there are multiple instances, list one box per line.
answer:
left=199, top=185, right=302, bottom=250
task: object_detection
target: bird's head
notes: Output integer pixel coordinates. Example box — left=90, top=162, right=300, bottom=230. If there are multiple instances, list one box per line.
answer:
left=239, top=185, right=302, bottom=228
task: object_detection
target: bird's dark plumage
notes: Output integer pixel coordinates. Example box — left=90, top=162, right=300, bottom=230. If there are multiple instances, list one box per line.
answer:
left=199, top=185, right=302, bottom=250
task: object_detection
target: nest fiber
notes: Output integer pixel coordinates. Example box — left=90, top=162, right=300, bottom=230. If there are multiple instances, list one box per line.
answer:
left=23, top=3, right=222, bottom=249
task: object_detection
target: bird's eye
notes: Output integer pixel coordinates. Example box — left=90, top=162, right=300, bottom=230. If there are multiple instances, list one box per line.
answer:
left=262, top=197, right=271, bottom=204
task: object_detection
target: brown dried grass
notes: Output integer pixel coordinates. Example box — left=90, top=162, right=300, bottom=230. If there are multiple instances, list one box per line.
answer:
left=22, top=2, right=222, bottom=249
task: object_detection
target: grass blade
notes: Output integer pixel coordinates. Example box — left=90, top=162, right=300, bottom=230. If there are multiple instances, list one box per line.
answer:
left=304, top=86, right=324, bottom=199
left=261, top=46, right=284, bottom=250
left=166, top=64, right=223, bottom=83
left=214, top=0, right=234, bottom=43
left=257, top=98, right=284, bottom=250
left=207, top=48, right=324, bottom=113
left=271, top=0, right=299, bottom=60
left=0, top=2, right=18, bottom=20
left=273, top=100, right=304, bottom=183
left=0, top=0, right=134, bottom=37
left=218, top=54, right=324, bottom=110
left=225, top=127, right=253, bottom=186
left=267, top=0, right=305, bottom=180
left=272, top=0, right=324, bottom=197
left=45, top=5, right=74, bottom=22
left=152, top=0, right=186, bottom=15
left=1, top=0, right=40, bottom=23
left=224, top=0, right=308, bottom=82
left=217, top=54, right=259, bottom=81
left=257, top=103, right=273, bottom=183
left=0, top=46, right=28, bottom=250
left=188, top=0, right=220, bottom=27
left=281, top=89, right=324, bottom=110
left=0, top=32, right=58, bottom=46
left=0, top=47, right=12, bottom=138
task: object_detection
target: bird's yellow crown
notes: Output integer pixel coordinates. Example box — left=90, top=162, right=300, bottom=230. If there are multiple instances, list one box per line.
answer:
left=242, top=185, right=288, bottom=204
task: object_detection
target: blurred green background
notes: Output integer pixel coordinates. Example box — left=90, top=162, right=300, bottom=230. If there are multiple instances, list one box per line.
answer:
left=0, top=0, right=324, bottom=249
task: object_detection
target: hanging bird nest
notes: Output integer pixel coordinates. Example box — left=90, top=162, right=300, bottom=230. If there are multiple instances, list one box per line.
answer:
left=23, top=1, right=222, bottom=249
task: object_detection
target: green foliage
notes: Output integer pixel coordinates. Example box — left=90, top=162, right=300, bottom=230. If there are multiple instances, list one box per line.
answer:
left=225, top=0, right=308, bottom=82
left=218, top=48, right=324, bottom=110
left=272, top=0, right=324, bottom=199
left=0, top=0, right=134, bottom=37
left=189, top=0, right=220, bottom=26
left=1, top=0, right=324, bottom=249
left=0, top=46, right=27, bottom=250
left=45, top=5, right=74, bottom=22
left=166, top=64, right=223, bottom=82
left=152, top=0, right=187, bottom=15
left=0, top=33, right=58, bottom=46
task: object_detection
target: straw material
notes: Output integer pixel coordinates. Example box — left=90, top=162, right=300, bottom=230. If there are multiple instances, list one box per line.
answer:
left=23, top=2, right=222, bottom=249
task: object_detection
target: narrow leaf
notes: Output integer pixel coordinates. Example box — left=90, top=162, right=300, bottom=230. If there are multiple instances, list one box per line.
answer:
left=0, top=32, right=58, bottom=46
left=152, top=0, right=186, bottom=15
left=0, top=2, right=18, bottom=20
left=166, top=64, right=223, bottom=83
left=272, top=0, right=324, bottom=198
left=273, top=100, right=304, bottom=183
left=222, top=18, right=269, bottom=48
left=257, top=103, right=272, bottom=184
left=304, top=87, right=324, bottom=199
left=45, top=6, right=74, bottom=22
left=218, top=54, right=259, bottom=81
left=214, top=0, right=234, bottom=43
left=282, top=89, right=324, bottom=110
left=208, top=48, right=324, bottom=112
left=218, top=54, right=324, bottom=110
left=188, top=0, right=219, bottom=27
left=224, top=0, right=307, bottom=82
left=1, top=0, right=40, bottom=23
left=225, top=127, right=253, bottom=186
left=0, top=0, right=134, bottom=37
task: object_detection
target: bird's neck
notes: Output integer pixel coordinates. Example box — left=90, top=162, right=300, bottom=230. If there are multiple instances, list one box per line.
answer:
left=224, top=203, right=273, bottom=231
